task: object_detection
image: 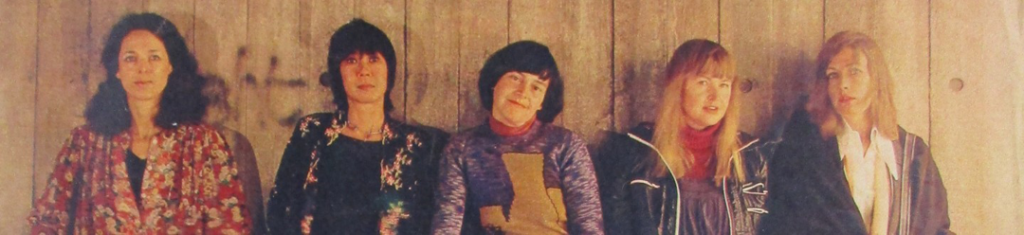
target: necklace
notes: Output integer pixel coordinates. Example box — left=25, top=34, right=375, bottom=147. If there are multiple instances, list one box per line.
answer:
left=342, top=120, right=386, bottom=141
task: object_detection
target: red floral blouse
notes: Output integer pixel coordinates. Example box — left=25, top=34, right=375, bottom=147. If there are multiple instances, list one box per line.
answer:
left=28, top=124, right=251, bottom=234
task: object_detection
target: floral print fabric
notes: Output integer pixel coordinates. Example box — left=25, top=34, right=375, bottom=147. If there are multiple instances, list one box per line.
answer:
left=28, top=124, right=251, bottom=234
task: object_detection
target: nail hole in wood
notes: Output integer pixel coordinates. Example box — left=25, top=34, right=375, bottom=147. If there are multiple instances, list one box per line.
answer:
left=949, top=78, right=964, bottom=92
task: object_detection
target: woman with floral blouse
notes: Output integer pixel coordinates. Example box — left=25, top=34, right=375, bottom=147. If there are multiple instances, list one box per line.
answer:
left=28, top=13, right=251, bottom=234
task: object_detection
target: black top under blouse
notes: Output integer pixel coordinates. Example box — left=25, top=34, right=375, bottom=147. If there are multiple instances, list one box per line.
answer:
left=310, top=134, right=386, bottom=234
left=125, top=150, right=146, bottom=201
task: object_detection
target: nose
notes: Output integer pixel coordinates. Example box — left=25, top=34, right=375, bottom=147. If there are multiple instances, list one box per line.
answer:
left=138, top=59, right=154, bottom=73
left=356, top=59, right=371, bottom=77
left=515, top=78, right=529, bottom=93
left=707, top=85, right=718, bottom=101
left=840, top=73, right=850, bottom=90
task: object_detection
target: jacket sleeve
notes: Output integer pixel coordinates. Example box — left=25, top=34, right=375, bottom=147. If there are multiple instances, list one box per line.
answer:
left=28, top=128, right=86, bottom=234
left=908, top=135, right=954, bottom=234
left=560, top=134, right=606, bottom=235
left=266, top=117, right=316, bottom=234
left=430, top=137, right=468, bottom=235
left=198, top=128, right=252, bottom=234
left=594, top=133, right=639, bottom=235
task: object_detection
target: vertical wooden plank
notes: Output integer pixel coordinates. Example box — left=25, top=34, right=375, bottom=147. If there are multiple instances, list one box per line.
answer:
left=245, top=0, right=306, bottom=202
left=406, top=1, right=459, bottom=132
left=613, top=0, right=719, bottom=133
left=722, top=0, right=823, bottom=136
left=305, top=0, right=356, bottom=119
left=510, top=0, right=613, bottom=145
left=0, top=1, right=37, bottom=233
left=144, top=0, right=196, bottom=49
left=457, top=0, right=508, bottom=131
left=34, top=0, right=98, bottom=198
left=931, top=0, right=1024, bottom=233
left=194, top=0, right=247, bottom=129
left=825, top=0, right=931, bottom=142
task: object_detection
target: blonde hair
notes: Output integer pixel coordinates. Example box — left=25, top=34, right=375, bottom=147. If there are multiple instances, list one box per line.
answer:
left=651, top=39, right=746, bottom=183
left=806, top=31, right=898, bottom=139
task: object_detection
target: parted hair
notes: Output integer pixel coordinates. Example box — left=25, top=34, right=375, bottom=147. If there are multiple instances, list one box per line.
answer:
left=87, top=12, right=207, bottom=136
left=651, top=39, right=746, bottom=183
left=806, top=31, right=898, bottom=139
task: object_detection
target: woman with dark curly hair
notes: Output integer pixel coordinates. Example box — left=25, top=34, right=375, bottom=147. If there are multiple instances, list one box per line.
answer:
left=28, top=13, right=251, bottom=234
left=266, top=19, right=448, bottom=235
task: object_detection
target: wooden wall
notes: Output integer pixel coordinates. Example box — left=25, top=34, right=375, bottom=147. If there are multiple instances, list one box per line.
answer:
left=1, top=0, right=1021, bottom=234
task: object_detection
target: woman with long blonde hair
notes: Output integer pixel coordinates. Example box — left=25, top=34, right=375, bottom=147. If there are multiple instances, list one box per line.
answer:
left=599, top=39, right=770, bottom=235
left=759, top=31, right=951, bottom=234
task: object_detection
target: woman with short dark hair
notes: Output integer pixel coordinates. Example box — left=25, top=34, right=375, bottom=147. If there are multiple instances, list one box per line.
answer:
left=431, top=41, right=604, bottom=235
left=266, top=19, right=448, bottom=235
left=28, top=13, right=251, bottom=234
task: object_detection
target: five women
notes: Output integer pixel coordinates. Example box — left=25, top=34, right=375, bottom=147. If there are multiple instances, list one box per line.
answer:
left=28, top=12, right=950, bottom=235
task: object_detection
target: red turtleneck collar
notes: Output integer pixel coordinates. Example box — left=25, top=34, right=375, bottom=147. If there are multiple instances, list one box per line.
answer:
left=489, top=116, right=536, bottom=137
left=682, top=122, right=721, bottom=179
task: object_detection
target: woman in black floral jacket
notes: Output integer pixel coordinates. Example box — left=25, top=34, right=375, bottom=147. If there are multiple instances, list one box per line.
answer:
left=267, top=18, right=447, bottom=235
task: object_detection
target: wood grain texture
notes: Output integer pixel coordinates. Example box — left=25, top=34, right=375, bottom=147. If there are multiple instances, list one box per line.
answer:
left=34, top=0, right=96, bottom=198
left=456, top=0, right=507, bottom=131
left=144, top=0, right=195, bottom=49
left=194, top=0, right=248, bottom=129
left=931, top=0, right=1024, bottom=233
left=405, top=0, right=459, bottom=132
left=825, top=0, right=931, bottom=142
left=0, top=1, right=37, bottom=233
left=510, top=0, right=613, bottom=145
left=244, top=0, right=305, bottom=202
left=612, top=0, right=719, bottom=133
left=722, top=0, right=823, bottom=136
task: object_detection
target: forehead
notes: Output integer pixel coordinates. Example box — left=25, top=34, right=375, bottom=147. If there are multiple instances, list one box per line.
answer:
left=345, top=50, right=383, bottom=57
left=828, top=47, right=866, bottom=69
left=120, top=30, right=166, bottom=52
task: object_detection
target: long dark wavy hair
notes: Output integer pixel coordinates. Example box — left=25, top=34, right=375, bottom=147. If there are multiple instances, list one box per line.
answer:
left=323, top=18, right=398, bottom=113
left=86, top=13, right=207, bottom=136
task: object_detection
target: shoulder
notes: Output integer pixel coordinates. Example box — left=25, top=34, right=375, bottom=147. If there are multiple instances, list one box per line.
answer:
left=538, top=123, right=585, bottom=145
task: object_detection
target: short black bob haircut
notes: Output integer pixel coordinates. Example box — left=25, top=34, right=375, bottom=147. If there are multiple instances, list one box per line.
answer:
left=87, top=12, right=207, bottom=136
left=478, top=40, right=564, bottom=123
left=323, top=18, right=398, bottom=112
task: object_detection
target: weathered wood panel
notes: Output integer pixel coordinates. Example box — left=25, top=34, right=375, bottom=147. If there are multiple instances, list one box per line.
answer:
left=456, top=0, right=507, bottom=131
left=244, top=0, right=306, bottom=201
left=825, top=0, right=931, bottom=142
left=722, top=0, right=824, bottom=136
left=612, top=0, right=719, bottom=132
left=0, top=1, right=37, bottom=233
left=193, top=0, right=248, bottom=129
left=406, top=1, right=460, bottom=132
left=33, top=0, right=96, bottom=197
left=931, top=0, right=1024, bottom=233
left=510, top=0, right=613, bottom=145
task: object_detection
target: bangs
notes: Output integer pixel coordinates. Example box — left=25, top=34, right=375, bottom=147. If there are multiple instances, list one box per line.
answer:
left=694, top=54, right=735, bottom=80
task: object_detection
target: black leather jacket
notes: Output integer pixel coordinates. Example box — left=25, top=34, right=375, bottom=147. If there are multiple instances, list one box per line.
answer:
left=596, top=123, right=777, bottom=235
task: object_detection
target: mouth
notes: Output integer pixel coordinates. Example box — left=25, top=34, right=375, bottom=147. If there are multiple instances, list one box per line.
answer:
left=508, top=99, right=529, bottom=108
left=704, top=105, right=720, bottom=112
left=357, top=84, right=375, bottom=90
left=134, top=81, right=153, bottom=87
left=838, top=95, right=855, bottom=104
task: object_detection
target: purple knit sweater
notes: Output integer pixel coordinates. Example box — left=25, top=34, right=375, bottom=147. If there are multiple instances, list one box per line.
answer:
left=431, top=120, right=605, bottom=235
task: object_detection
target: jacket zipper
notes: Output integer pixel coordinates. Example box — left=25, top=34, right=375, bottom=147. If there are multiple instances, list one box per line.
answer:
left=627, top=133, right=682, bottom=235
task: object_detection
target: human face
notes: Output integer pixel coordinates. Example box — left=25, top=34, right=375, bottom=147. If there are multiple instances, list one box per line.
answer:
left=116, top=30, right=173, bottom=102
left=680, top=73, right=732, bottom=130
left=340, top=51, right=389, bottom=107
left=826, top=47, right=873, bottom=122
left=491, top=71, right=549, bottom=127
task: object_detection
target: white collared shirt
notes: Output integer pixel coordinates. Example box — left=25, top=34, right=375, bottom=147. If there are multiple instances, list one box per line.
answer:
left=837, top=120, right=898, bottom=233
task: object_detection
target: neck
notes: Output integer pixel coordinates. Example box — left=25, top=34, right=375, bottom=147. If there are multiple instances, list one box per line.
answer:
left=346, top=101, right=386, bottom=131
left=489, top=116, right=535, bottom=136
left=128, top=99, right=160, bottom=137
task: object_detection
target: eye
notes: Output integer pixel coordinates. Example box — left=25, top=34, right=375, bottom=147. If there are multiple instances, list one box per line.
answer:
left=850, top=68, right=861, bottom=75
left=532, top=84, right=543, bottom=92
left=124, top=55, right=137, bottom=63
left=344, top=58, right=357, bottom=64
left=697, top=79, right=708, bottom=86
left=149, top=54, right=161, bottom=61
left=826, top=72, right=839, bottom=80
left=720, top=82, right=732, bottom=89
left=368, top=55, right=380, bottom=63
